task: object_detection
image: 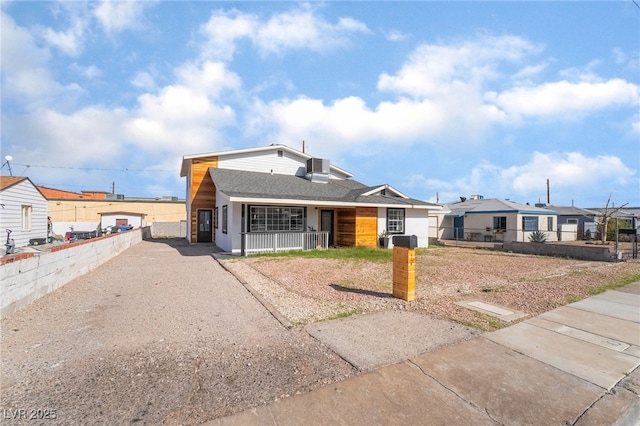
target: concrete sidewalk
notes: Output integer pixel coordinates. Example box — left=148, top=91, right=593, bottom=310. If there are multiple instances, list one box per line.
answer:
left=211, top=283, right=640, bottom=425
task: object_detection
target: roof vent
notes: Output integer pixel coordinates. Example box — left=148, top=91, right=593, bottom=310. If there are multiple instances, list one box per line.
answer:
left=306, top=158, right=330, bottom=173
left=305, top=158, right=330, bottom=184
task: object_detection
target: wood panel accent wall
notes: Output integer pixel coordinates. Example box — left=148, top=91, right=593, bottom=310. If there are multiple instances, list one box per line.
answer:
left=336, top=208, right=355, bottom=247
left=354, top=207, right=378, bottom=248
left=336, top=207, right=378, bottom=248
left=190, top=157, right=218, bottom=242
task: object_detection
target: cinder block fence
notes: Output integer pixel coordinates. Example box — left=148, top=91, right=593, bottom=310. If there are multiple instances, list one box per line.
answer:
left=1, top=228, right=147, bottom=319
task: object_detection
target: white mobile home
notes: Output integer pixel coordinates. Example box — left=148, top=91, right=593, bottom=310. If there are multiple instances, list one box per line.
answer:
left=0, top=176, right=48, bottom=250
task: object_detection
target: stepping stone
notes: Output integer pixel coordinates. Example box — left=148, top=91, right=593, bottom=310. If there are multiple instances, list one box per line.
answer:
left=455, top=300, right=528, bottom=322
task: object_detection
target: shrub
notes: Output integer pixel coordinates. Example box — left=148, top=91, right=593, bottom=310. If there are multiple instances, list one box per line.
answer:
left=529, top=230, right=547, bottom=243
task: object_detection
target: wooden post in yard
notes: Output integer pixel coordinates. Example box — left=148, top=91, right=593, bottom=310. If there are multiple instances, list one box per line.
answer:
left=392, top=236, right=417, bottom=301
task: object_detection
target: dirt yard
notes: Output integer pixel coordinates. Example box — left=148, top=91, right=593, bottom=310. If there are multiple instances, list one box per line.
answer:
left=227, top=246, right=640, bottom=330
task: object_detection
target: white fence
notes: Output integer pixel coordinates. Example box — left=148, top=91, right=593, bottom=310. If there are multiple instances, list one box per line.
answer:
left=242, top=231, right=330, bottom=255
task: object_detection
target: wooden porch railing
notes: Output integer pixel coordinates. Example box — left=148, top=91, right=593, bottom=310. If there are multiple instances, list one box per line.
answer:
left=241, top=231, right=330, bottom=255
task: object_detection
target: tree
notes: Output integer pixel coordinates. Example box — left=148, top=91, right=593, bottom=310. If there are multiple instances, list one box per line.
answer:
left=596, top=194, right=629, bottom=244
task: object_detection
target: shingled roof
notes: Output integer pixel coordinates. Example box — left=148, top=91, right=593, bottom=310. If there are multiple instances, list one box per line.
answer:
left=209, top=168, right=437, bottom=208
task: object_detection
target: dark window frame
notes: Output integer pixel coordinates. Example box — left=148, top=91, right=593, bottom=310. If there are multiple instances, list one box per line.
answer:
left=222, top=205, right=228, bottom=234
left=248, top=205, right=306, bottom=232
left=493, top=216, right=507, bottom=230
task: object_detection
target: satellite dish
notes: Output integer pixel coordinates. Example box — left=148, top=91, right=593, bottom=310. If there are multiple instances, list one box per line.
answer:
left=4, top=155, right=12, bottom=161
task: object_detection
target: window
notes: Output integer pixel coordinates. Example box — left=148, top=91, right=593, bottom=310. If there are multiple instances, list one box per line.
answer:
left=522, top=216, right=538, bottom=232
left=249, top=206, right=305, bottom=232
left=222, top=205, right=228, bottom=234
left=547, top=217, right=554, bottom=231
left=214, top=207, right=218, bottom=229
left=387, top=208, right=405, bottom=234
left=493, top=216, right=507, bottom=231
left=567, top=218, right=578, bottom=224
left=21, top=205, right=32, bottom=231
left=277, top=150, right=283, bottom=157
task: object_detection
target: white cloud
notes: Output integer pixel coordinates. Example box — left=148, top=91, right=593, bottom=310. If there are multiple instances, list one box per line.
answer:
left=124, top=61, right=241, bottom=154
left=486, top=79, right=640, bottom=119
left=378, top=34, right=541, bottom=99
left=384, top=29, right=408, bottom=42
left=511, top=62, right=549, bottom=81
left=199, top=5, right=369, bottom=61
left=405, top=152, right=636, bottom=205
left=93, top=0, right=152, bottom=35
left=131, top=71, right=156, bottom=91
left=70, top=63, right=101, bottom=79
left=0, top=11, right=62, bottom=105
left=504, top=152, right=635, bottom=191
left=30, top=1, right=92, bottom=57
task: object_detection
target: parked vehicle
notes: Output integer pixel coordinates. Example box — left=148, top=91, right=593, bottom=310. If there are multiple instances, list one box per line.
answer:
left=110, top=225, right=134, bottom=233
left=65, top=230, right=99, bottom=241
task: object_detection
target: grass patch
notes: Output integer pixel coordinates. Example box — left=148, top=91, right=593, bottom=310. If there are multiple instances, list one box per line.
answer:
left=457, top=311, right=504, bottom=332
left=565, top=294, right=582, bottom=304
left=324, top=307, right=362, bottom=321
left=587, top=273, right=640, bottom=296
left=251, top=246, right=394, bottom=262
left=250, top=245, right=445, bottom=262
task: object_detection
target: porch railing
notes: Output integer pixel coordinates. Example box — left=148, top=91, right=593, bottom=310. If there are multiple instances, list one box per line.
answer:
left=242, top=231, right=330, bottom=255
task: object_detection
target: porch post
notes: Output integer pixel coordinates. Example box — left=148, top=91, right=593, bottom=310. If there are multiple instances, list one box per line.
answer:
left=241, top=204, right=246, bottom=256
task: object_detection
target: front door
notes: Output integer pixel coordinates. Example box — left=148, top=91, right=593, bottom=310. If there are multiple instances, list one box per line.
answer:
left=453, top=216, right=464, bottom=240
left=197, top=209, right=213, bottom=243
left=321, top=210, right=334, bottom=246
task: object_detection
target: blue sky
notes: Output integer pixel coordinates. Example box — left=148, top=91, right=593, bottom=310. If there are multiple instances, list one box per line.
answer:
left=1, top=1, right=638, bottom=207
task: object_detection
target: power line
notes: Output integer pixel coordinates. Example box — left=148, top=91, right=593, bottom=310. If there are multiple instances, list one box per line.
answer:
left=633, top=0, right=640, bottom=9
left=13, top=163, right=177, bottom=172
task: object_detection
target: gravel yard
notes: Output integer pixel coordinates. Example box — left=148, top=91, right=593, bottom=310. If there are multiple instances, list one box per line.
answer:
left=223, top=246, right=640, bottom=330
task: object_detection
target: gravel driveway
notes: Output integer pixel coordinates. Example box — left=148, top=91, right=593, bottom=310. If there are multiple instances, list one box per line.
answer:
left=0, top=240, right=355, bottom=425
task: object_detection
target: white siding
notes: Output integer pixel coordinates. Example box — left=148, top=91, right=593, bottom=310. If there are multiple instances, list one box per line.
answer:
left=0, top=180, right=48, bottom=248
left=377, top=207, right=429, bottom=248
left=219, top=150, right=307, bottom=176
left=218, top=149, right=348, bottom=179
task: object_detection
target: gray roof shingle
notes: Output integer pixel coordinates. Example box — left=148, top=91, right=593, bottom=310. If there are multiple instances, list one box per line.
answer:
left=209, top=168, right=436, bottom=207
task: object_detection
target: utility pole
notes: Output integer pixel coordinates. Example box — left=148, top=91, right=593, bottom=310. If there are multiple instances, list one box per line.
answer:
left=546, top=179, right=550, bottom=204
left=112, top=181, right=115, bottom=194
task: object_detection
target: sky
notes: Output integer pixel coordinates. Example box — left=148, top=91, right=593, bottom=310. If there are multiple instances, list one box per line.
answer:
left=1, top=1, right=639, bottom=208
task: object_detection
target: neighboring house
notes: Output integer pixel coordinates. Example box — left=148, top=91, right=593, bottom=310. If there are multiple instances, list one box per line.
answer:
left=439, top=196, right=558, bottom=243
left=0, top=176, right=48, bottom=249
left=540, top=204, right=597, bottom=240
left=38, top=186, right=186, bottom=237
left=587, top=206, right=639, bottom=239
left=180, top=144, right=440, bottom=255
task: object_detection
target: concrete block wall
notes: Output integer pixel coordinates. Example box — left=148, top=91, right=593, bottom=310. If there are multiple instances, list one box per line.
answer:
left=1, top=228, right=144, bottom=319
left=151, top=221, right=186, bottom=238
left=503, top=242, right=615, bottom=262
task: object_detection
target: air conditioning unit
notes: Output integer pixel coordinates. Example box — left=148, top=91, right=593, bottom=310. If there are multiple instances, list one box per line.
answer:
left=306, top=158, right=330, bottom=174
